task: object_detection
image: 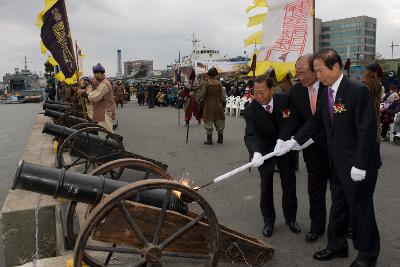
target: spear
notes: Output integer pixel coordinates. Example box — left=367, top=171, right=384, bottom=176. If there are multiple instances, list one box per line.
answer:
left=186, top=121, right=190, bottom=143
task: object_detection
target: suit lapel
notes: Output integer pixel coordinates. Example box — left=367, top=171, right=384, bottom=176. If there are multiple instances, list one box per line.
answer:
left=255, top=102, right=277, bottom=134
left=319, top=86, right=332, bottom=131
left=272, top=96, right=282, bottom=123
left=330, top=77, right=347, bottom=136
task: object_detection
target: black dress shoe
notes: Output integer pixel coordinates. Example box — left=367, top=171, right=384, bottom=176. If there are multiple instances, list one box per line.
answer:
left=350, top=259, right=377, bottom=267
left=286, top=221, right=301, bottom=234
left=263, top=225, right=274, bottom=237
left=313, top=248, right=348, bottom=261
left=305, top=231, right=322, bottom=243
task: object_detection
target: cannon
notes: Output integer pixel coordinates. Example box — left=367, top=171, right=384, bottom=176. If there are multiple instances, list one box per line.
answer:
left=44, top=109, right=87, bottom=128
left=44, top=99, right=71, bottom=105
left=43, top=106, right=119, bottom=130
left=12, top=161, right=185, bottom=213
left=42, top=122, right=167, bottom=177
left=13, top=160, right=274, bottom=267
left=43, top=102, right=72, bottom=112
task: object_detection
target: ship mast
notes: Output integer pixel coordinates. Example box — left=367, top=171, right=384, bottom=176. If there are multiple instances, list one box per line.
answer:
left=189, top=33, right=201, bottom=65
left=190, top=33, right=201, bottom=52
left=21, top=56, right=32, bottom=71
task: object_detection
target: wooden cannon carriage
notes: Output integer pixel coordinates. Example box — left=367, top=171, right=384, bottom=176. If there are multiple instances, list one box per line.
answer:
left=12, top=160, right=273, bottom=267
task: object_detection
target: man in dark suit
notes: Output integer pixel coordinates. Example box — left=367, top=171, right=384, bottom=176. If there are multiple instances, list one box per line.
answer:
left=281, top=55, right=330, bottom=243
left=279, top=48, right=380, bottom=267
left=244, top=75, right=300, bottom=238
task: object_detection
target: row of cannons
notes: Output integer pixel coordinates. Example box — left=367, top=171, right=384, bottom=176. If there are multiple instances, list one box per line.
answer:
left=11, top=100, right=273, bottom=266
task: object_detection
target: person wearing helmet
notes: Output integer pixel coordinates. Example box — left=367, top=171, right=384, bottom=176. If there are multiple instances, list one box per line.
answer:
left=80, top=63, right=116, bottom=132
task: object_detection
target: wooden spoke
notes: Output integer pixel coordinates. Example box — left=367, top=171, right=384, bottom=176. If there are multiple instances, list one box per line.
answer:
left=103, top=244, right=117, bottom=266
left=71, top=146, right=90, bottom=159
left=118, top=200, right=149, bottom=247
left=152, top=189, right=172, bottom=245
left=159, top=212, right=205, bottom=249
left=64, top=157, right=86, bottom=170
left=143, top=169, right=151, bottom=179
left=94, top=135, right=110, bottom=158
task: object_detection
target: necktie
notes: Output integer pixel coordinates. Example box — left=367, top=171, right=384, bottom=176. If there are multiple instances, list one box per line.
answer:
left=327, top=87, right=334, bottom=122
left=265, top=104, right=271, bottom=114
left=308, top=86, right=317, bottom=114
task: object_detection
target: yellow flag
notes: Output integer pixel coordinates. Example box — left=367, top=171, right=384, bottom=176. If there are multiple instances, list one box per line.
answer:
left=40, top=41, right=47, bottom=54
left=247, top=13, right=267, bottom=27
left=55, top=71, right=65, bottom=81
left=246, top=0, right=267, bottom=13
left=65, top=73, right=78, bottom=85
left=48, top=56, right=58, bottom=67
left=244, top=31, right=262, bottom=46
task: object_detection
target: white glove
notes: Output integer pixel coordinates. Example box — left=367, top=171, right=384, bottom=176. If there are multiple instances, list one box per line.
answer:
left=251, top=152, right=264, bottom=167
left=277, top=139, right=298, bottom=156
left=350, top=166, right=366, bottom=182
left=292, top=138, right=314, bottom=151
left=273, top=139, right=284, bottom=154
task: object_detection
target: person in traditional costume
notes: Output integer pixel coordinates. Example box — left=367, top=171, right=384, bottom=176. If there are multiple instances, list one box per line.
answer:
left=197, top=67, right=227, bottom=144
left=80, top=63, right=115, bottom=132
left=114, top=81, right=125, bottom=108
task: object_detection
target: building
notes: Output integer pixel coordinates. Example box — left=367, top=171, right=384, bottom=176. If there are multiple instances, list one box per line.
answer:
left=123, top=60, right=153, bottom=76
left=315, top=16, right=377, bottom=63
left=117, top=49, right=122, bottom=78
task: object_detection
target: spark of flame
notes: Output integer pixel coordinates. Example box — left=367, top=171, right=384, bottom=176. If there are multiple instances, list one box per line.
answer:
left=174, top=178, right=191, bottom=198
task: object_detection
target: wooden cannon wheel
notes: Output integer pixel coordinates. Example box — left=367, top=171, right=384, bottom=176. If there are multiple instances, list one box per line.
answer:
left=56, top=127, right=125, bottom=178
left=73, top=179, right=219, bottom=267
left=66, top=158, right=174, bottom=264
left=55, top=124, right=105, bottom=154
left=71, top=123, right=124, bottom=142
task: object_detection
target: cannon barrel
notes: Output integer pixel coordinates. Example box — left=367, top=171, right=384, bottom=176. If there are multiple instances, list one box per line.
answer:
left=12, top=161, right=187, bottom=214
left=44, top=100, right=70, bottom=105
left=43, top=109, right=86, bottom=123
left=42, top=122, right=121, bottom=149
left=44, top=109, right=64, bottom=119
left=43, top=103, right=71, bottom=111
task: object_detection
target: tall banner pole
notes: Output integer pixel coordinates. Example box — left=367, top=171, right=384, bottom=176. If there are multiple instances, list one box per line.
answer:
left=75, top=40, right=88, bottom=120
left=313, top=0, right=316, bottom=54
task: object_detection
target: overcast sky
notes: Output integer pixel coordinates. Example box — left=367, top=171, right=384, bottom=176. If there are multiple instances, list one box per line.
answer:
left=0, top=0, right=399, bottom=78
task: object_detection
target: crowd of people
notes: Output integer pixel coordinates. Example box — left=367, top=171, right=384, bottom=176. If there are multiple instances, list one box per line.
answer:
left=44, top=47, right=400, bottom=266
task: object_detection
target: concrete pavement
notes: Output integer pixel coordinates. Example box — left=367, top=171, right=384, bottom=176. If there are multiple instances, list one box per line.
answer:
left=114, top=100, right=400, bottom=266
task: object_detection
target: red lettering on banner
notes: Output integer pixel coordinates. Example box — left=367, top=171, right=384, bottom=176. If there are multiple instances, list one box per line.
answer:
left=264, top=0, right=313, bottom=62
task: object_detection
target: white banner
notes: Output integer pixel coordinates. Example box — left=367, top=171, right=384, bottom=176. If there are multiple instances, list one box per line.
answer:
left=258, top=0, right=314, bottom=63
left=195, top=61, right=249, bottom=74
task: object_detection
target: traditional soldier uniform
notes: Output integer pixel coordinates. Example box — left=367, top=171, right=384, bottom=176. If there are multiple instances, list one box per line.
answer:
left=80, top=77, right=94, bottom=120
left=114, top=81, right=125, bottom=107
left=197, top=67, right=226, bottom=144
left=87, top=63, right=116, bottom=132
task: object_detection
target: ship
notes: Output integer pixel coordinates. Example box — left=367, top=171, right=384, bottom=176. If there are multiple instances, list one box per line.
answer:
left=173, top=34, right=249, bottom=80
left=2, top=57, right=46, bottom=98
